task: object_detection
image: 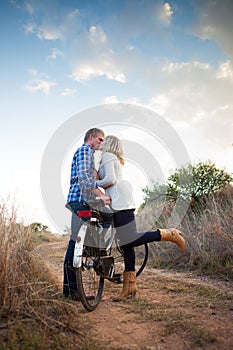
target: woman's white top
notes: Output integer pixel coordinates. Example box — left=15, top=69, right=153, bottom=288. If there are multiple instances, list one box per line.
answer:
left=96, top=152, right=136, bottom=211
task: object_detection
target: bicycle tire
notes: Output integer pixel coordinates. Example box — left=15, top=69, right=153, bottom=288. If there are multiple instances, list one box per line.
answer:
left=75, top=251, right=104, bottom=312
left=135, top=243, right=148, bottom=277
left=111, top=242, right=148, bottom=282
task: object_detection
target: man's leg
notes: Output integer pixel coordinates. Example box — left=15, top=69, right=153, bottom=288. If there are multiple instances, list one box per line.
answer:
left=63, top=239, right=77, bottom=296
left=63, top=211, right=82, bottom=298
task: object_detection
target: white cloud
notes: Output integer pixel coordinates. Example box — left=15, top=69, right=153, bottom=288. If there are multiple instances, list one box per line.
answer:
left=70, top=61, right=126, bottom=83
left=89, top=25, right=107, bottom=44
left=147, top=59, right=233, bottom=152
left=24, top=23, right=63, bottom=40
left=25, top=79, right=56, bottom=95
left=159, top=2, right=173, bottom=25
left=47, top=48, right=64, bottom=60
left=162, top=60, right=210, bottom=74
left=127, top=45, right=135, bottom=51
left=216, top=60, right=233, bottom=80
left=70, top=65, right=96, bottom=81
left=25, top=69, right=56, bottom=95
left=37, top=27, right=62, bottom=40
left=103, top=96, right=119, bottom=104
left=61, top=88, right=77, bottom=96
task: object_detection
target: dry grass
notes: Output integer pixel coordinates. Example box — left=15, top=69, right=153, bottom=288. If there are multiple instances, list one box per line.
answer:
left=0, top=200, right=85, bottom=349
left=137, top=185, right=233, bottom=279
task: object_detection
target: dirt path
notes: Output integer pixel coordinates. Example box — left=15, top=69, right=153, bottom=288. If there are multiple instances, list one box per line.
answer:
left=34, top=239, right=233, bottom=350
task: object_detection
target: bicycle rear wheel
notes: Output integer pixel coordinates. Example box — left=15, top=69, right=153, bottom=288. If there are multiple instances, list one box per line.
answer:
left=76, top=250, right=104, bottom=312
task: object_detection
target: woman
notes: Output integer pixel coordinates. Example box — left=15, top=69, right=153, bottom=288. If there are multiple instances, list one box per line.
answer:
left=96, top=135, right=186, bottom=301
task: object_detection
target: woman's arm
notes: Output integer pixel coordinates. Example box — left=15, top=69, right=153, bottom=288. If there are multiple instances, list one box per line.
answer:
left=96, top=153, right=116, bottom=189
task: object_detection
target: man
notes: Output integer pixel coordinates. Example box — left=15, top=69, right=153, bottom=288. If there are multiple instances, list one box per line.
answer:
left=63, top=128, right=111, bottom=299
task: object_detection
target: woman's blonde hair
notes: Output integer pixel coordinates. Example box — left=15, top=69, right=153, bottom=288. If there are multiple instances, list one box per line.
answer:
left=102, top=135, right=125, bottom=165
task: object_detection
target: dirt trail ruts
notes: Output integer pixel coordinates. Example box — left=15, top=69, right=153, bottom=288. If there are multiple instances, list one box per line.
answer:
left=34, top=240, right=233, bottom=350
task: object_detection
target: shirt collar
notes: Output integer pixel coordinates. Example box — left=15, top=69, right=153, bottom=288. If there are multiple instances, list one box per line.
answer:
left=83, top=143, right=95, bottom=152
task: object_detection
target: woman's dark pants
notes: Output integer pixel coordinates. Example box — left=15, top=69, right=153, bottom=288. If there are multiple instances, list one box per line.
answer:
left=113, top=209, right=161, bottom=271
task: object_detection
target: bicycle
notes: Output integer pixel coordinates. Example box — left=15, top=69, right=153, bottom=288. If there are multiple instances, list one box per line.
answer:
left=73, top=198, right=148, bottom=312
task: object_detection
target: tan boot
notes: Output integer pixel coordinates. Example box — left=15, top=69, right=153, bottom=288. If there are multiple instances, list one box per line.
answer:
left=112, top=271, right=137, bottom=302
left=160, top=228, right=186, bottom=252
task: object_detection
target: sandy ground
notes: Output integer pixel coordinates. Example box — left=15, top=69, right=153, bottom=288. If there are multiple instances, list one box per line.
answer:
left=34, top=239, right=233, bottom=350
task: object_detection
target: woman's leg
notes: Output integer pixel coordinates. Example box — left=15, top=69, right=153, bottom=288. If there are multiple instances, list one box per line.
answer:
left=114, top=209, right=137, bottom=271
left=132, top=230, right=161, bottom=247
left=121, top=245, right=135, bottom=271
left=114, top=209, right=185, bottom=252
left=112, top=210, right=137, bottom=301
left=129, top=228, right=185, bottom=252
left=121, top=230, right=160, bottom=270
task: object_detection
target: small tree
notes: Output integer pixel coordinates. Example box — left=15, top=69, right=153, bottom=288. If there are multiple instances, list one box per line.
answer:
left=140, top=182, right=168, bottom=209
left=167, top=161, right=233, bottom=202
left=141, top=161, right=233, bottom=208
left=30, top=222, right=49, bottom=232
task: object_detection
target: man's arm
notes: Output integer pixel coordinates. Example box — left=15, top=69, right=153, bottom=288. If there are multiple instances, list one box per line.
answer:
left=78, top=146, right=96, bottom=190
left=78, top=146, right=111, bottom=204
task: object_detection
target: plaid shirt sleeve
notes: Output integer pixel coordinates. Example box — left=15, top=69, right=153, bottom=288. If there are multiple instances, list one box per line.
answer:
left=77, top=144, right=96, bottom=191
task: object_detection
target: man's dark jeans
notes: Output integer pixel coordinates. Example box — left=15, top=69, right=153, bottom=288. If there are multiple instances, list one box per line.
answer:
left=63, top=239, right=77, bottom=296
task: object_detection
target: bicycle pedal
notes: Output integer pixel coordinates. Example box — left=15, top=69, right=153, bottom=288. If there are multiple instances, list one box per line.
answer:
left=111, top=273, right=123, bottom=283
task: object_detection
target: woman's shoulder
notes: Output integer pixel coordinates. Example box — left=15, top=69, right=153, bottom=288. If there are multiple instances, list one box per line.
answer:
left=101, top=152, right=117, bottom=161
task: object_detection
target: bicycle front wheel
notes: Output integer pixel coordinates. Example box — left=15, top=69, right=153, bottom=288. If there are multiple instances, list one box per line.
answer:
left=76, top=253, right=104, bottom=312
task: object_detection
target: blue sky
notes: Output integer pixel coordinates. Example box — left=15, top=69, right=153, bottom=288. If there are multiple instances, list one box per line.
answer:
left=0, top=0, right=233, bottom=232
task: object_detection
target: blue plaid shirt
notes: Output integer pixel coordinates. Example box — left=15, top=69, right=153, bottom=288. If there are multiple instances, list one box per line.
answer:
left=67, top=143, right=97, bottom=203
